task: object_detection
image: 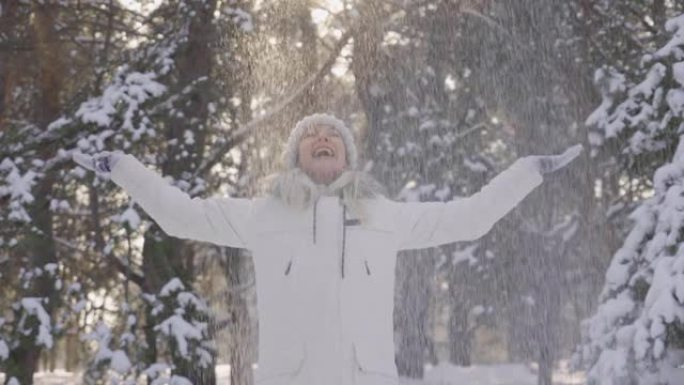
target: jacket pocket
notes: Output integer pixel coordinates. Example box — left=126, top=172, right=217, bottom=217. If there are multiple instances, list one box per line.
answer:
left=252, top=227, right=303, bottom=278
left=357, top=253, right=374, bottom=277
left=283, top=254, right=298, bottom=276
left=255, top=344, right=306, bottom=385
left=352, top=343, right=399, bottom=384
left=284, top=259, right=294, bottom=276
left=282, top=248, right=302, bottom=277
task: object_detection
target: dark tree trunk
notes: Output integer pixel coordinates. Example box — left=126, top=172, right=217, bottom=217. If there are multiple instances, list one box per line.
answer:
left=394, top=251, right=435, bottom=379
left=351, top=2, right=440, bottom=378
left=471, top=2, right=581, bottom=384
left=5, top=3, right=63, bottom=384
left=140, top=1, right=219, bottom=384
left=351, top=1, right=389, bottom=158
left=220, top=249, right=255, bottom=385
left=296, top=0, right=319, bottom=114
left=447, top=304, right=472, bottom=366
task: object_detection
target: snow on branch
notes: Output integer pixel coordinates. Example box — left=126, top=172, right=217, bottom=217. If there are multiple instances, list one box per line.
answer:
left=578, top=13, right=684, bottom=385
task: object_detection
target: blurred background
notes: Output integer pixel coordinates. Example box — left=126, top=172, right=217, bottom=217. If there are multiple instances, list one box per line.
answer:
left=1, top=1, right=684, bottom=384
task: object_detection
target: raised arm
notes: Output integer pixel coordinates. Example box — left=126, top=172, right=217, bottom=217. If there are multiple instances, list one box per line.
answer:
left=75, top=152, right=252, bottom=249
left=396, top=145, right=582, bottom=250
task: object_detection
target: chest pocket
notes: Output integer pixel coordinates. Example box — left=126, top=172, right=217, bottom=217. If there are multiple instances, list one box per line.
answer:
left=346, top=224, right=394, bottom=277
left=254, top=223, right=309, bottom=277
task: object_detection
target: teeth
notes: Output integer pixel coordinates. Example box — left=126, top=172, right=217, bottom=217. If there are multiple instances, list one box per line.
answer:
left=314, top=148, right=333, bottom=157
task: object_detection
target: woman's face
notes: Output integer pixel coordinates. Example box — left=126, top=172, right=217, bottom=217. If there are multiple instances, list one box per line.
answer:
left=297, top=124, right=348, bottom=185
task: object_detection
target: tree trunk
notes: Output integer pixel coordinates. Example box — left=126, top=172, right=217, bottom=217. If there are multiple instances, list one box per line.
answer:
left=222, top=31, right=257, bottom=381
left=296, top=0, right=318, bottom=114
left=351, top=1, right=388, bottom=157
left=394, top=250, right=435, bottom=379
left=140, top=1, right=219, bottom=383
left=5, top=3, right=63, bottom=384
left=0, top=1, right=11, bottom=126
left=475, top=3, right=579, bottom=384
left=652, top=0, right=666, bottom=36
left=65, top=333, right=80, bottom=372
left=220, top=249, right=255, bottom=385
left=351, top=3, right=440, bottom=377
left=447, top=301, right=472, bottom=366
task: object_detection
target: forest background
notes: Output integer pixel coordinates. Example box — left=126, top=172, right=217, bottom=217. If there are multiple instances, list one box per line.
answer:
left=1, top=1, right=684, bottom=385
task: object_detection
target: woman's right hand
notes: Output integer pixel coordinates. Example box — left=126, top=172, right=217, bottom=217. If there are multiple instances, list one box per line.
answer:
left=72, top=151, right=122, bottom=176
left=523, top=144, right=583, bottom=176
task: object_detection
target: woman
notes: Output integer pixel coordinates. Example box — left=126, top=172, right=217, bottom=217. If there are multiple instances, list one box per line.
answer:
left=74, top=113, right=581, bottom=385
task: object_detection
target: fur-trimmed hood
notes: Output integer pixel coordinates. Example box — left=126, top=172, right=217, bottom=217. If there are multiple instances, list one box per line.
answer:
left=266, top=113, right=385, bottom=215
left=265, top=167, right=386, bottom=216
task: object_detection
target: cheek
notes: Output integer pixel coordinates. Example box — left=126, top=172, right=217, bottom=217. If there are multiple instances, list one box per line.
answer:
left=297, top=141, right=311, bottom=162
left=338, top=153, right=346, bottom=166
left=335, top=142, right=347, bottom=164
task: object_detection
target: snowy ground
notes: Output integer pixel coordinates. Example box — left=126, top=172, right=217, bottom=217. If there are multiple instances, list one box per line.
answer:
left=420, top=361, right=585, bottom=385
left=2, top=362, right=585, bottom=385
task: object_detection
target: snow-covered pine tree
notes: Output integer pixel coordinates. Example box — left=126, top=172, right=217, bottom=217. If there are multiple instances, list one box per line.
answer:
left=0, top=3, right=130, bottom=382
left=579, top=13, right=684, bottom=385
left=153, top=278, right=215, bottom=379
left=1, top=1, right=253, bottom=382
left=0, top=265, right=86, bottom=385
left=82, top=278, right=213, bottom=385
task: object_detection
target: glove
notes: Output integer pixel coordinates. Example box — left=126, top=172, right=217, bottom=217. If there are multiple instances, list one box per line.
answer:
left=73, top=151, right=122, bottom=175
left=526, top=144, right=583, bottom=175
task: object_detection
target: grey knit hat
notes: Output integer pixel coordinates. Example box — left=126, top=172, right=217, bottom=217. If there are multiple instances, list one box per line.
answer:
left=284, top=113, right=358, bottom=170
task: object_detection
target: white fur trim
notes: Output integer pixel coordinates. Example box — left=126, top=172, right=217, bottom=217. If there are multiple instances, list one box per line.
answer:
left=265, top=167, right=386, bottom=218
left=284, top=113, right=358, bottom=170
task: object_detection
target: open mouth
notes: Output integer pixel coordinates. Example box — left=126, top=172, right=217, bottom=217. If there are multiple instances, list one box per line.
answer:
left=313, top=147, right=335, bottom=158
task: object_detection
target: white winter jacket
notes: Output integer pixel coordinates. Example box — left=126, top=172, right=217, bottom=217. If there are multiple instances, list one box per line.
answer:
left=110, top=155, right=543, bottom=385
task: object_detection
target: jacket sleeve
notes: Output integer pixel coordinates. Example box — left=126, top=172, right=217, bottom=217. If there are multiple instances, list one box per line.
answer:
left=110, top=154, right=252, bottom=249
left=396, top=158, right=543, bottom=250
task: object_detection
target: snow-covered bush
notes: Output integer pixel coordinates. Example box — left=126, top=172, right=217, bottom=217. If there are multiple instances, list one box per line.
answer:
left=82, top=277, right=213, bottom=385
left=586, top=12, right=684, bottom=171
left=578, top=13, right=684, bottom=385
left=0, top=261, right=86, bottom=378
left=82, top=322, right=134, bottom=385
left=153, top=278, right=215, bottom=370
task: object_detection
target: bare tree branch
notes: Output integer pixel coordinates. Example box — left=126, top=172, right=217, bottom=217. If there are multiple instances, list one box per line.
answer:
left=195, top=28, right=354, bottom=178
left=53, top=236, right=146, bottom=288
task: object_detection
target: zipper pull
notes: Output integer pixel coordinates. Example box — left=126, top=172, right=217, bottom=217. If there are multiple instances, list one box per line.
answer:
left=341, top=202, right=347, bottom=278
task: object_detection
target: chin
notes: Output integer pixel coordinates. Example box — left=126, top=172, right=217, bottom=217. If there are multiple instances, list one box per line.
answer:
left=307, top=168, right=343, bottom=185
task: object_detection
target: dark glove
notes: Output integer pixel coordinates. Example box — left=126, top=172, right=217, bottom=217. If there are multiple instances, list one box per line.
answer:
left=72, top=151, right=122, bottom=176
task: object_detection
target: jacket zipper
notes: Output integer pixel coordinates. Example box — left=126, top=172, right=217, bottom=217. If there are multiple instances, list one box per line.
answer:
left=341, top=203, right=347, bottom=278
left=311, top=196, right=358, bottom=279
left=312, top=197, right=318, bottom=244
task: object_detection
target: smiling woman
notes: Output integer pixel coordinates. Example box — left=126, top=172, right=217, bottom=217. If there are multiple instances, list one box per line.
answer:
left=297, top=124, right=348, bottom=185
left=72, top=112, right=581, bottom=385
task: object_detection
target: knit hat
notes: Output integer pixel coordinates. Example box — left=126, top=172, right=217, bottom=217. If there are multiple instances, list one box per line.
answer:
left=284, top=113, right=358, bottom=170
